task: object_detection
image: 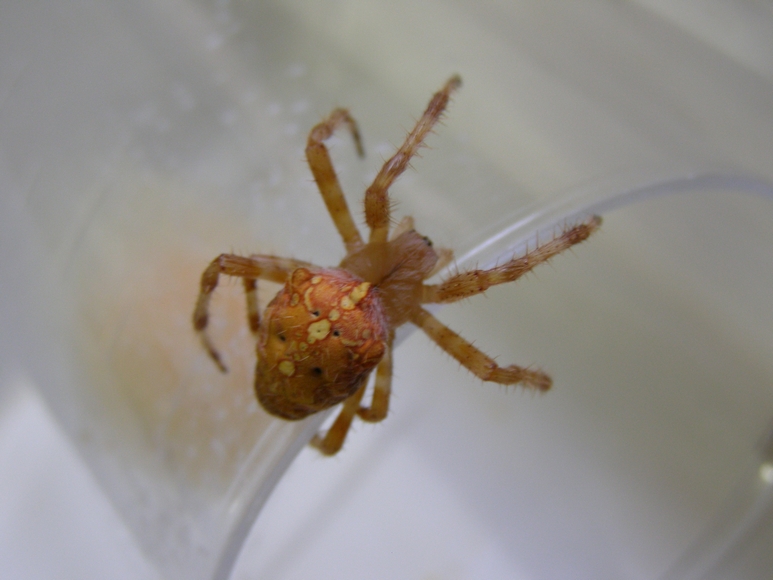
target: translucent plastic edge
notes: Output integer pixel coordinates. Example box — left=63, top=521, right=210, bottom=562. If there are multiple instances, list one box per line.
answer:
left=211, top=166, right=773, bottom=580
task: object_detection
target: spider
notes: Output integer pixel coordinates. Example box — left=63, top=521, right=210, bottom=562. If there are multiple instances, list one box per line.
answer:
left=193, top=76, right=601, bottom=455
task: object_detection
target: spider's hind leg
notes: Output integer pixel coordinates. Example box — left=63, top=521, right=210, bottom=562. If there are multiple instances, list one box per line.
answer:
left=242, top=277, right=260, bottom=337
left=310, top=335, right=393, bottom=455
left=193, top=253, right=312, bottom=372
left=357, top=335, right=394, bottom=423
left=310, top=382, right=368, bottom=456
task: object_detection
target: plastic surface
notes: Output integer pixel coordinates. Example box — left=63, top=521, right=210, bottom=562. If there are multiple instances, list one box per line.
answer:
left=2, top=1, right=773, bottom=579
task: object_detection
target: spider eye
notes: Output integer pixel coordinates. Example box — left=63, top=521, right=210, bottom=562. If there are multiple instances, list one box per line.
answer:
left=277, top=333, right=286, bottom=342
left=332, top=329, right=340, bottom=337
left=422, top=236, right=433, bottom=247
left=312, top=310, right=320, bottom=317
left=311, top=367, right=323, bottom=376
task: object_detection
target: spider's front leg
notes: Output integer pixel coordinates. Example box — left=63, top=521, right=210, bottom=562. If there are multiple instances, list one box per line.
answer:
left=365, top=75, right=462, bottom=244
left=193, top=253, right=313, bottom=372
left=306, top=108, right=365, bottom=254
left=422, top=216, right=601, bottom=304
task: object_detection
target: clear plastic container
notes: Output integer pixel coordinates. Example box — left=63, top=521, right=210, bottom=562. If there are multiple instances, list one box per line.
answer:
left=2, top=1, right=773, bottom=579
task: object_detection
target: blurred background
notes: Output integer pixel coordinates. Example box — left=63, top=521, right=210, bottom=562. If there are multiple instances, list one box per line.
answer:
left=2, top=1, right=773, bottom=579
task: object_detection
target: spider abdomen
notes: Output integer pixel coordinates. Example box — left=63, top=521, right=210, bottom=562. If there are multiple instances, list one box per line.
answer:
left=255, top=267, right=388, bottom=419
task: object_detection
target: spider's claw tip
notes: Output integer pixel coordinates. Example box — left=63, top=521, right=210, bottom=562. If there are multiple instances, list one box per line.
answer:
left=198, top=333, right=228, bottom=372
left=531, top=374, right=552, bottom=392
left=209, top=352, right=228, bottom=373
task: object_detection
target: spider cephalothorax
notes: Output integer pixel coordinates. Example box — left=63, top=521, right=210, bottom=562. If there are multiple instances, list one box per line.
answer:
left=193, top=76, right=601, bottom=454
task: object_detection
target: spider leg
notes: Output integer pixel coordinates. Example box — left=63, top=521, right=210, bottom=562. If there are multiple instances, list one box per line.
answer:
left=193, top=253, right=313, bottom=372
left=242, top=278, right=260, bottom=337
left=411, top=307, right=552, bottom=391
left=357, top=333, right=394, bottom=422
left=365, top=75, right=462, bottom=244
left=307, top=108, right=365, bottom=254
left=422, top=216, right=601, bottom=304
left=309, top=381, right=368, bottom=455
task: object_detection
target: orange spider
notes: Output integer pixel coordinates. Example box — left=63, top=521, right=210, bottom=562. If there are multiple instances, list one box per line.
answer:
left=193, top=76, right=601, bottom=455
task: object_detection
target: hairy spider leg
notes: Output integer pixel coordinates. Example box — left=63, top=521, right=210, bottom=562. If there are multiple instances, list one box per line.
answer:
left=306, top=108, right=365, bottom=254
left=365, top=75, right=462, bottom=244
left=193, top=253, right=314, bottom=372
left=357, top=332, right=394, bottom=422
left=421, top=216, right=602, bottom=304
left=410, top=307, right=552, bottom=391
left=309, top=381, right=368, bottom=455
